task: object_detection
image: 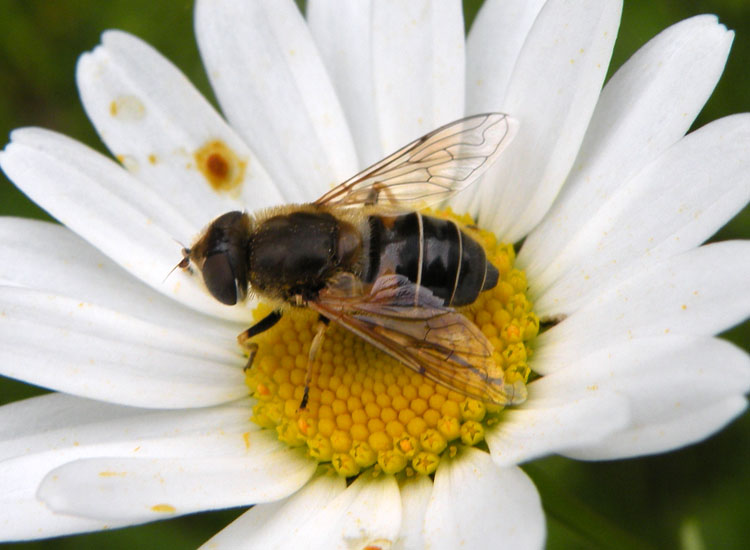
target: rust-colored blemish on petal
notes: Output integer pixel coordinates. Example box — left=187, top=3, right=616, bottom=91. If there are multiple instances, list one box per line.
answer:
left=207, top=153, right=228, bottom=178
left=194, top=139, right=246, bottom=194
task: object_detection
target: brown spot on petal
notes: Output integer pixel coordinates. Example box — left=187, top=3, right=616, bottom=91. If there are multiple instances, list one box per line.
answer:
left=109, top=95, right=146, bottom=121
left=207, top=153, right=228, bottom=178
left=194, top=140, right=246, bottom=194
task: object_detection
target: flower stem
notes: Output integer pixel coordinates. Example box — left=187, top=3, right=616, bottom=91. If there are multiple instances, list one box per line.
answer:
left=523, top=464, right=659, bottom=550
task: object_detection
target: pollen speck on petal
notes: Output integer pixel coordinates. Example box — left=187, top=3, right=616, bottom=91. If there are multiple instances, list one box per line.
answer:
left=115, top=154, right=139, bottom=173
left=109, top=95, right=146, bottom=120
left=150, top=504, right=176, bottom=514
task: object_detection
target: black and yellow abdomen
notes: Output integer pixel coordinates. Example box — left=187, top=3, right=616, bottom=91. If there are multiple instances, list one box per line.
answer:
left=365, top=213, right=498, bottom=306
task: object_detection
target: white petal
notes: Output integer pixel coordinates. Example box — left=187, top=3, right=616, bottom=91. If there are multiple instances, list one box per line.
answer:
left=77, top=30, right=283, bottom=228
left=0, top=128, right=256, bottom=322
left=534, top=241, right=750, bottom=372
left=206, top=470, right=400, bottom=549
left=520, top=16, right=734, bottom=279
left=297, top=473, right=401, bottom=549
left=309, top=0, right=465, bottom=166
left=562, top=396, right=747, bottom=460
left=200, top=470, right=346, bottom=550
left=38, top=436, right=315, bottom=522
left=194, top=0, right=357, bottom=200
left=472, top=0, right=622, bottom=242
left=486, top=392, right=630, bottom=467
left=0, top=395, right=256, bottom=540
left=533, top=114, right=750, bottom=315
left=465, top=0, right=546, bottom=113
left=532, top=335, right=750, bottom=410
left=534, top=336, right=750, bottom=459
left=1, top=127, right=188, bottom=243
left=370, top=0, right=465, bottom=155
left=0, top=394, right=258, bottom=461
left=0, top=453, right=128, bottom=540
left=456, top=0, right=545, bottom=217
left=395, top=475, right=433, bottom=550
left=0, top=286, right=246, bottom=408
left=0, top=218, right=243, bottom=342
left=306, top=0, right=382, bottom=167
left=424, top=448, right=545, bottom=550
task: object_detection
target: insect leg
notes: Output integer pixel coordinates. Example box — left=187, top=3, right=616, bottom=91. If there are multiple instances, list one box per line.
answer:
left=237, top=309, right=283, bottom=371
left=299, top=316, right=330, bottom=410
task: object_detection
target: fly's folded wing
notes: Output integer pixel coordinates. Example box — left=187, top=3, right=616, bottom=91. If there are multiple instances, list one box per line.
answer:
left=310, top=273, right=527, bottom=406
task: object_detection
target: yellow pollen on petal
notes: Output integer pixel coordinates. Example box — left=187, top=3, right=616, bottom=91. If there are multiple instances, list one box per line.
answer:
left=244, top=209, right=537, bottom=476
left=150, top=504, right=176, bottom=514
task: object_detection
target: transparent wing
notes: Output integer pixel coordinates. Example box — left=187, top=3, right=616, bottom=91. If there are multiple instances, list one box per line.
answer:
left=314, top=113, right=518, bottom=210
left=310, top=273, right=527, bottom=406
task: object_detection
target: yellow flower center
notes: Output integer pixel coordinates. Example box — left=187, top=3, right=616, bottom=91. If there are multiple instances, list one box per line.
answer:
left=244, top=209, right=538, bottom=477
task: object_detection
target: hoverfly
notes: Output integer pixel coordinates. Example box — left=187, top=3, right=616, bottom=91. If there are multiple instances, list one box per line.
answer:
left=180, top=113, right=525, bottom=408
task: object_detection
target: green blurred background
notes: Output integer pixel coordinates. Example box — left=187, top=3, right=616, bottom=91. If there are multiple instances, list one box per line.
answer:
left=0, top=1, right=748, bottom=548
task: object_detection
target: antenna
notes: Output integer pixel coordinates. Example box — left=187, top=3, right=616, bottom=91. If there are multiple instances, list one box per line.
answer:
left=163, top=240, right=192, bottom=283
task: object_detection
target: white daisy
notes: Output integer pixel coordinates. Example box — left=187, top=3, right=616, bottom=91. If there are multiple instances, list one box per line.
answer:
left=0, top=0, right=748, bottom=548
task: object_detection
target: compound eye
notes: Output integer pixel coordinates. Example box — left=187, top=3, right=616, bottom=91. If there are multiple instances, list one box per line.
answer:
left=202, top=252, right=238, bottom=305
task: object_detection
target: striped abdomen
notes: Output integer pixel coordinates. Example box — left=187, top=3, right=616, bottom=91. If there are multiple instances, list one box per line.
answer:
left=364, top=213, right=498, bottom=306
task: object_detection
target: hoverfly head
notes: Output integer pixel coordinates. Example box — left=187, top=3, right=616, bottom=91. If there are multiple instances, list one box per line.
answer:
left=188, top=211, right=252, bottom=306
